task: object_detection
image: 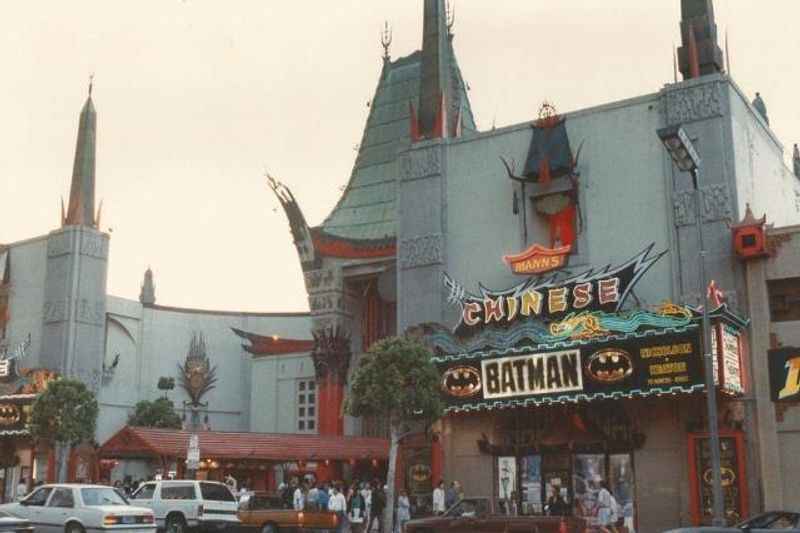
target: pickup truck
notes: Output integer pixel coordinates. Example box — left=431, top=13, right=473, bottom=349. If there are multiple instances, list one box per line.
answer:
left=405, top=498, right=589, bottom=533
left=238, top=493, right=338, bottom=533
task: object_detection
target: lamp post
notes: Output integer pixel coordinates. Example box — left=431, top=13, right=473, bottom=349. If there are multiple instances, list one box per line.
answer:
left=657, top=125, right=725, bottom=527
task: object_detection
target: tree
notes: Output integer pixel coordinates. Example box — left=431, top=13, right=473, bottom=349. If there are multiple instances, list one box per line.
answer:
left=346, top=336, right=444, bottom=533
left=29, top=378, right=99, bottom=482
left=128, top=397, right=182, bottom=429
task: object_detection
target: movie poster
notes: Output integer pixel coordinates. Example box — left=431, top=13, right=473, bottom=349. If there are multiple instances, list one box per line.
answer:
left=498, top=457, right=517, bottom=501
left=695, top=436, right=743, bottom=525
left=610, top=454, right=635, bottom=530
left=573, top=454, right=605, bottom=526
left=520, top=455, right=542, bottom=515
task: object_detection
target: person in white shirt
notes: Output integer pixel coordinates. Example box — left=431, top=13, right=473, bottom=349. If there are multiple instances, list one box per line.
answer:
left=360, top=482, right=372, bottom=527
left=15, top=478, right=27, bottom=501
left=432, top=480, right=446, bottom=514
left=328, top=485, right=348, bottom=533
left=293, top=481, right=307, bottom=511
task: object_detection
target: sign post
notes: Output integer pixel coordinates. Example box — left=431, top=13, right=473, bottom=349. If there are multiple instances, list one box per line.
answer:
left=186, top=434, right=200, bottom=479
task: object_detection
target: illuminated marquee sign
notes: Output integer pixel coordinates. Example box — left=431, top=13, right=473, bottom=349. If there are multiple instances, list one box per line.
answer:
left=768, top=347, right=800, bottom=402
left=436, top=328, right=704, bottom=409
left=445, top=245, right=666, bottom=333
left=503, top=244, right=572, bottom=276
left=482, top=350, right=582, bottom=400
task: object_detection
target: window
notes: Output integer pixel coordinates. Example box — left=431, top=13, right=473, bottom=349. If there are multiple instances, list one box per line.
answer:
left=23, top=487, right=53, bottom=506
left=132, top=483, right=156, bottom=500
left=768, top=278, right=800, bottom=322
left=161, top=484, right=196, bottom=500
left=81, top=487, right=128, bottom=506
left=48, top=488, right=74, bottom=508
left=297, top=379, right=317, bottom=433
left=199, top=482, right=235, bottom=502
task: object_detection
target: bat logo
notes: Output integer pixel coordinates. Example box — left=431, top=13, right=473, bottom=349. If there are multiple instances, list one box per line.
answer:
left=585, top=348, right=633, bottom=383
left=410, top=464, right=431, bottom=482
left=703, top=467, right=736, bottom=487
left=0, top=404, right=20, bottom=426
left=442, top=366, right=482, bottom=398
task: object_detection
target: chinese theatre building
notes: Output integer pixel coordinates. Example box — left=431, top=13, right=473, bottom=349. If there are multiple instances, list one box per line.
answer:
left=264, top=1, right=799, bottom=529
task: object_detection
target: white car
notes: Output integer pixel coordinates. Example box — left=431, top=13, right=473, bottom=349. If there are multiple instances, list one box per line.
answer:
left=130, top=480, right=239, bottom=533
left=0, top=484, right=156, bottom=533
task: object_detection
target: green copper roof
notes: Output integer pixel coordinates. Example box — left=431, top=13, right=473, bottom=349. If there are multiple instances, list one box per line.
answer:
left=318, top=46, right=476, bottom=243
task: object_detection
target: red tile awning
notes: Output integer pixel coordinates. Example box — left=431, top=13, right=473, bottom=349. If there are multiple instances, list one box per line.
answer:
left=99, top=426, right=389, bottom=462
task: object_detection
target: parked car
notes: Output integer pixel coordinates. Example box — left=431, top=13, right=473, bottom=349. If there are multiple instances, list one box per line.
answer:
left=130, top=480, right=239, bottom=533
left=0, top=484, right=155, bottom=533
left=0, top=510, right=35, bottom=533
left=664, top=511, right=800, bottom=532
left=404, top=497, right=589, bottom=533
left=238, top=492, right=338, bottom=532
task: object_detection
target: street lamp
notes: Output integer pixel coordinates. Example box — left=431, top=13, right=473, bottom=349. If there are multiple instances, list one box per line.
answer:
left=657, top=125, right=725, bottom=527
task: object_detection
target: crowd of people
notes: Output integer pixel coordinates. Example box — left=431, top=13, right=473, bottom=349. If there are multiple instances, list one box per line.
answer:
left=431, top=479, right=464, bottom=514
left=276, top=477, right=414, bottom=533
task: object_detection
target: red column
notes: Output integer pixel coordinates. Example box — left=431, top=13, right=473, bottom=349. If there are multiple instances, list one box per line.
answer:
left=318, top=375, right=345, bottom=437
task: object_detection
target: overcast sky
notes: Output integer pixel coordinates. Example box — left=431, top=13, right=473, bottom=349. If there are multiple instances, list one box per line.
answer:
left=2, top=1, right=798, bottom=313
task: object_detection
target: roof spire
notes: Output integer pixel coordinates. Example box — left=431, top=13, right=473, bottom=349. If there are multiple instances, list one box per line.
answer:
left=63, top=80, right=98, bottom=227
left=446, top=0, right=456, bottom=39
left=677, top=0, right=723, bottom=80
left=417, top=0, right=452, bottom=139
left=381, top=21, right=392, bottom=61
left=139, top=267, right=156, bottom=306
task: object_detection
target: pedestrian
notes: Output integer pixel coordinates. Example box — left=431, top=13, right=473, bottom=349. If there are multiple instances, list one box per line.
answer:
left=307, top=483, right=320, bottom=511
left=368, top=481, right=385, bottom=533
left=348, top=484, right=366, bottom=533
left=317, top=483, right=330, bottom=515
left=453, top=481, right=464, bottom=502
left=445, top=482, right=457, bottom=510
left=396, top=489, right=411, bottom=533
left=360, top=481, right=373, bottom=528
left=546, top=484, right=568, bottom=516
left=329, top=484, right=348, bottom=533
left=432, top=481, right=446, bottom=515
left=15, top=477, right=27, bottom=501
left=294, top=480, right=307, bottom=511
left=596, top=481, right=620, bottom=533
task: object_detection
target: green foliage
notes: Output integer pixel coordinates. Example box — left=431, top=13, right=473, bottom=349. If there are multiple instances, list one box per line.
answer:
left=346, top=336, right=444, bottom=426
left=29, top=379, right=99, bottom=446
left=128, top=397, right=182, bottom=429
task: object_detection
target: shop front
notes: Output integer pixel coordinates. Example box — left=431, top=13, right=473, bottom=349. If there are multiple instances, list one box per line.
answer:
left=421, top=246, right=750, bottom=530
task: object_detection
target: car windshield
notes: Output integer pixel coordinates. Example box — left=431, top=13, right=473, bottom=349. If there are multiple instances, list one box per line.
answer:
left=445, top=499, right=489, bottom=518
left=81, top=488, right=129, bottom=506
left=737, top=512, right=798, bottom=529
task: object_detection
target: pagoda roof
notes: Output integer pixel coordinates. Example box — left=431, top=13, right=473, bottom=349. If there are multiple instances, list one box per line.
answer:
left=316, top=48, right=476, bottom=249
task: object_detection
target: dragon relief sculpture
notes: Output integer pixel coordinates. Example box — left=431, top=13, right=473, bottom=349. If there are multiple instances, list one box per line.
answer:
left=178, top=333, right=218, bottom=406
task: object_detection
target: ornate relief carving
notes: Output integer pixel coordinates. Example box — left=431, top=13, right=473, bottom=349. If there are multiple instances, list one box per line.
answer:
left=47, top=232, right=71, bottom=257
left=400, top=233, right=444, bottom=269
left=701, top=184, right=733, bottom=222
left=673, top=191, right=696, bottom=226
left=400, top=147, right=441, bottom=181
left=75, top=298, right=104, bottom=326
left=311, top=325, right=352, bottom=383
left=665, top=83, right=723, bottom=125
left=673, top=185, right=732, bottom=225
left=304, top=268, right=342, bottom=293
left=80, top=233, right=108, bottom=259
left=43, top=299, right=68, bottom=323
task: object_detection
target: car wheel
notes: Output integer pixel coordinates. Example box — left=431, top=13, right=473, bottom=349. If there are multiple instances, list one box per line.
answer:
left=261, top=524, right=277, bottom=533
left=65, top=522, right=85, bottom=533
left=166, top=514, right=186, bottom=533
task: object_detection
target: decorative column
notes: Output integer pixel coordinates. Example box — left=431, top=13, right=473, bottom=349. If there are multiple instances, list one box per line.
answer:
left=311, top=326, right=351, bottom=437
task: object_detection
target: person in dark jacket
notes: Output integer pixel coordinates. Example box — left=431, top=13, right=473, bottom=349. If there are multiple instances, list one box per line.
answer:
left=367, top=481, right=385, bottom=533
